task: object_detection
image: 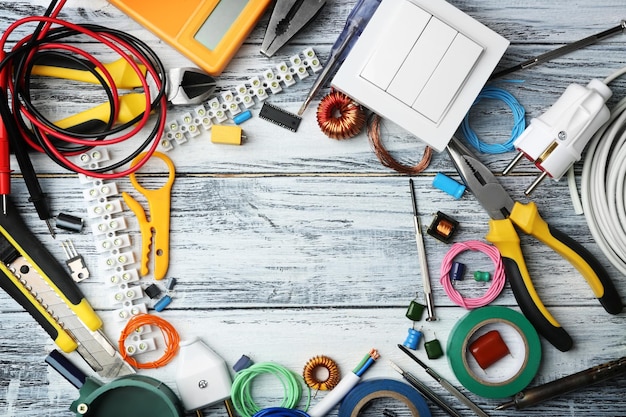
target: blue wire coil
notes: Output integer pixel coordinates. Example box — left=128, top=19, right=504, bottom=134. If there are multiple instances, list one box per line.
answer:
left=461, top=85, right=526, bottom=154
left=253, top=407, right=310, bottom=417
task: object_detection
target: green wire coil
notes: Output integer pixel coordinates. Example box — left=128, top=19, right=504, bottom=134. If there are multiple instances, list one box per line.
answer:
left=231, top=362, right=311, bottom=417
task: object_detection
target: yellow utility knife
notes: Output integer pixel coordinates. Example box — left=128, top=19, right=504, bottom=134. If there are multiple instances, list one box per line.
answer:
left=0, top=197, right=134, bottom=377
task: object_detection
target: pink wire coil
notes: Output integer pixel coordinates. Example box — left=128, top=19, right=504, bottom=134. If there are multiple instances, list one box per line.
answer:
left=439, top=240, right=506, bottom=309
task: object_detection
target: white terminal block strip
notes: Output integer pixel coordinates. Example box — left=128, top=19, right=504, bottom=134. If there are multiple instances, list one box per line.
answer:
left=159, top=47, right=323, bottom=152
left=331, top=0, right=509, bottom=152
left=78, top=149, right=157, bottom=357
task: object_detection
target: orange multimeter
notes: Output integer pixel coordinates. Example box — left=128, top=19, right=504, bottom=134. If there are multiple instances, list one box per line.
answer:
left=108, top=0, right=272, bottom=75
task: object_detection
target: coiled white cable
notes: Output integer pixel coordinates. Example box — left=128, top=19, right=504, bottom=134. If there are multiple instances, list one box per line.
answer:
left=580, top=66, right=626, bottom=274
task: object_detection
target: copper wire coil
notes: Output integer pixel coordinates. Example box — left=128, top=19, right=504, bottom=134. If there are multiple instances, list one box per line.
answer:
left=437, top=219, right=455, bottom=237
left=367, top=114, right=433, bottom=174
left=302, top=355, right=341, bottom=391
left=316, top=91, right=366, bottom=140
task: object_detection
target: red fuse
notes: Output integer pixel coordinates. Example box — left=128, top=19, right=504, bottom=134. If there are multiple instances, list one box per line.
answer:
left=469, top=330, right=510, bottom=370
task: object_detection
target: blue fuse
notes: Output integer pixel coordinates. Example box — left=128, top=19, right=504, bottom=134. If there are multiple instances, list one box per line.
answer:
left=433, top=172, right=466, bottom=199
left=403, top=328, right=423, bottom=350
left=233, top=110, right=252, bottom=125
left=451, top=262, right=466, bottom=281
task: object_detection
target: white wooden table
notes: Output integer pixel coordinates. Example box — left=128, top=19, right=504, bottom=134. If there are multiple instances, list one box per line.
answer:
left=1, top=1, right=625, bottom=416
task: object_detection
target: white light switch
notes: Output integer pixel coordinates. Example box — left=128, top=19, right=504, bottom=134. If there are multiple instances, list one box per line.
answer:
left=387, top=16, right=457, bottom=106
left=360, top=1, right=430, bottom=90
left=413, top=33, right=483, bottom=122
left=331, top=0, right=509, bottom=152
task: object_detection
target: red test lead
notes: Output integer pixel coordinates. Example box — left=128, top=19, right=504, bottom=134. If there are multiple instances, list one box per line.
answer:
left=0, top=52, right=11, bottom=215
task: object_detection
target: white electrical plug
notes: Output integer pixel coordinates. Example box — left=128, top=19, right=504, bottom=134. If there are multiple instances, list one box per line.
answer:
left=175, top=338, right=233, bottom=412
left=504, top=78, right=612, bottom=194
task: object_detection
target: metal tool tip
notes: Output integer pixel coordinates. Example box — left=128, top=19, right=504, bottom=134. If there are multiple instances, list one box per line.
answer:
left=2, top=195, right=6, bottom=215
left=494, top=401, right=514, bottom=411
left=388, top=360, right=403, bottom=374
left=46, top=219, right=56, bottom=238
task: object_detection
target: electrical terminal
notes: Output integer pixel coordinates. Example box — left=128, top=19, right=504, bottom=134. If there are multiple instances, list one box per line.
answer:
left=112, top=283, right=144, bottom=304
left=159, top=48, right=323, bottom=152
left=108, top=269, right=140, bottom=286
left=77, top=149, right=112, bottom=173
left=87, top=198, right=123, bottom=218
left=102, top=250, right=136, bottom=270
left=61, top=240, right=90, bottom=282
left=83, top=181, right=119, bottom=201
left=114, top=301, right=148, bottom=322
left=91, top=216, right=128, bottom=236
left=95, top=233, right=132, bottom=253
left=124, top=336, right=157, bottom=357
left=504, top=78, right=612, bottom=195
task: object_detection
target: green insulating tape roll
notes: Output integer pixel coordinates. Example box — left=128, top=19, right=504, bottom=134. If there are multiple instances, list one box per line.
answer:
left=447, top=306, right=541, bottom=399
left=337, top=379, right=431, bottom=417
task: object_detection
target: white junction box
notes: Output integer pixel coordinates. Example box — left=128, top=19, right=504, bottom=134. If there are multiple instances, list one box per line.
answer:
left=331, top=0, right=509, bottom=152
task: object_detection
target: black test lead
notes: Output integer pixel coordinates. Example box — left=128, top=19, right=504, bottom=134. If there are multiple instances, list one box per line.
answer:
left=409, top=179, right=435, bottom=321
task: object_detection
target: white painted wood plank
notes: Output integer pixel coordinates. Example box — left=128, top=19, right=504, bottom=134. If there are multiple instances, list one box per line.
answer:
left=0, top=0, right=625, bottom=416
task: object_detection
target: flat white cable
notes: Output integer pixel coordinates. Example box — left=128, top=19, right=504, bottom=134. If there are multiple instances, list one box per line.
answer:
left=580, top=79, right=626, bottom=275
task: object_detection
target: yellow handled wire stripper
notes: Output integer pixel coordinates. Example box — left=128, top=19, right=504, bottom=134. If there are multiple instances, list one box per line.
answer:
left=122, top=152, right=175, bottom=281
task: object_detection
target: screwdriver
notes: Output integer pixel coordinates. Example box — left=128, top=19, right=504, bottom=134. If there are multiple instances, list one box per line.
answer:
left=297, top=0, right=381, bottom=116
left=490, top=20, right=626, bottom=80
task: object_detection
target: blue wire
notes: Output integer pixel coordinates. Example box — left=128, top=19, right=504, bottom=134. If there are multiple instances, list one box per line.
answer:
left=253, top=407, right=310, bottom=417
left=355, top=357, right=375, bottom=376
left=461, top=84, right=526, bottom=154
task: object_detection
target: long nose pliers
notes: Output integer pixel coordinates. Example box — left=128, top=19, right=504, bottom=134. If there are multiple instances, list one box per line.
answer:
left=446, top=136, right=623, bottom=352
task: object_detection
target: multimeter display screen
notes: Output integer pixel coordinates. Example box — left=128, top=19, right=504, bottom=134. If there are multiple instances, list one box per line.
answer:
left=194, top=0, right=249, bottom=50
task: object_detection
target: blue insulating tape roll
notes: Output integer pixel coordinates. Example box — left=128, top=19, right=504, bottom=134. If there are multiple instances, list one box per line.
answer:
left=337, top=379, right=431, bottom=417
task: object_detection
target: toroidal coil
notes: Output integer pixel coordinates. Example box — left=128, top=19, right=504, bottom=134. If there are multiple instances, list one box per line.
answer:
left=447, top=306, right=541, bottom=399
left=337, top=379, right=431, bottom=417
left=302, top=355, right=341, bottom=391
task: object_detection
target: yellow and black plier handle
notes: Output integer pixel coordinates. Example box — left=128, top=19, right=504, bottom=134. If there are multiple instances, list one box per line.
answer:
left=446, top=136, right=623, bottom=352
left=31, top=56, right=152, bottom=132
left=486, top=201, right=623, bottom=352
